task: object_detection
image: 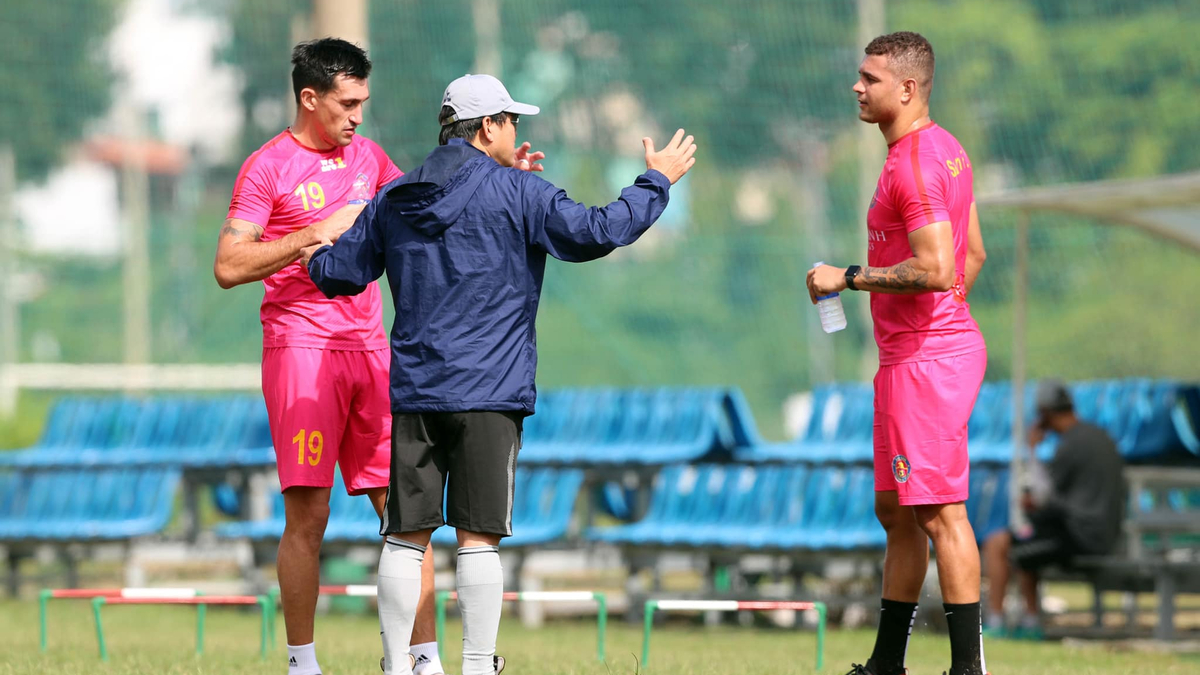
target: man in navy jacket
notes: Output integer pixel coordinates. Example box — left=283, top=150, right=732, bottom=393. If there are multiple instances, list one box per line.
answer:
left=306, top=73, right=696, bottom=675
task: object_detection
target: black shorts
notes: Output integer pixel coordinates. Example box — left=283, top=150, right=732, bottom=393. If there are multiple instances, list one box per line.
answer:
left=380, top=411, right=523, bottom=538
left=1011, top=512, right=1076, bottom=572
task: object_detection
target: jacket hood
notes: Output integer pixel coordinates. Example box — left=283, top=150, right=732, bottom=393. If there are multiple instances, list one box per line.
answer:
left=385, top=138, right=498, bottom=237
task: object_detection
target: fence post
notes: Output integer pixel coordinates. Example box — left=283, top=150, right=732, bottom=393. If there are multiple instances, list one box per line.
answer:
left=640, top=600, right=658, bottom=666
left=594, top=592, right=607, bottom=662
left=91, top=597, right=109, bottom=661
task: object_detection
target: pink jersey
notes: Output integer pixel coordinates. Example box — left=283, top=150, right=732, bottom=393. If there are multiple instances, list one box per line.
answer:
left=227, top=130, right=403, bottom=350
left=867, top=122, right=985, bottom=365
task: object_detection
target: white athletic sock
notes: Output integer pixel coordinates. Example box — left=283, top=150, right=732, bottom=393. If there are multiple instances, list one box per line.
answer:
left=286, top=641, right=321, bottom=675
left=378, top=537, right=426, bottom=675
left=411, top=640, right=444, bottom=675
left=456, top=545, right=503, bottom=675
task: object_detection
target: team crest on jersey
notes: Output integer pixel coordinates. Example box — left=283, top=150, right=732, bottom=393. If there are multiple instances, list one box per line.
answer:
left=892, top=455, right=911, bottom=483
left=868, top=188, right=879, bottom=210
left=320, top=157, right=348, bottom=172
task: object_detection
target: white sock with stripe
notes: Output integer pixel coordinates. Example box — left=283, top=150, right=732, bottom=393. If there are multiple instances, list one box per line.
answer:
left=456, top=545, right=503, bottom=675
left=378, top=537, right=426, bottom=674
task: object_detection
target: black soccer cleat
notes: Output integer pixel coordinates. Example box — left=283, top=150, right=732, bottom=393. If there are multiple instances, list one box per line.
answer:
left=844, top=664, right=907, bottom=675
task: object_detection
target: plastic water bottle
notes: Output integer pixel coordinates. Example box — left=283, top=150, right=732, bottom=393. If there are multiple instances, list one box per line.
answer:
left=348, top=173, right=371, bottom=204
left=813, top=261, right=847, bottom=333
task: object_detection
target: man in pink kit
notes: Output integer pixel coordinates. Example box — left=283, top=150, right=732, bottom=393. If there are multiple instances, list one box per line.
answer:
left=213, top=38, right=444, bottom=675
left=807, top=32, right=990, bottom=675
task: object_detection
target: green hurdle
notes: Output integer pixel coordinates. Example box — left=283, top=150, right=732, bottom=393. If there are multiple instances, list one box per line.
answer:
left=90, top=594, right=273, bottom=661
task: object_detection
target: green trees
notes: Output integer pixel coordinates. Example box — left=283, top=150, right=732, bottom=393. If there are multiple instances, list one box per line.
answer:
left=896, top=0, right=1200, bottom=184
left=96, top=0, right=1200, bottom=435
left=0, top=0, right=119, bottom=182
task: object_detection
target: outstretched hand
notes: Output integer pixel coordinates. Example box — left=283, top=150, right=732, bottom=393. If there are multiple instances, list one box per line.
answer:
left=514, top=142, right=545, bottom=172
left=643, top=129, right=697, bottom=185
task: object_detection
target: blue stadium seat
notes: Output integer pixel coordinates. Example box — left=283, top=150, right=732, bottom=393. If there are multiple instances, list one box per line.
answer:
left=1172, top=384, right=1200, bottom=456
left=741, top=383, right=875, bottom=463
left=720, top=465, right=814, bottom=550
left=970, top=467, right=1010, bottom=543
left=682, top=464, right=771, bottom=548
left=519, top=387, right=731, bottom=466
left=0, top=466, right=180, bottom=542
left=590, top=463, right=875, bottom=553
left=714, top=464, right=809, bottom=550
left=965, top=465, right=993, bottom=532
left=0, top=397, right=115, bottom=467
left=780, top=467, right=851, bottom=549
left=216, top=471, right=367, bottom=542
left=721, top=388, right=766, bottom=450
left=218, top=467, right=583, bottom=549
left=969, top=382, right=1013, bottom=463
left=1127, top=380, right=1187, bottom=460
left=823, top=467, right=885, bottom=550
left=323, top=481, right=384, bottom=543
left=509, top=468, right=584, bottom=546
left=0, top=395, right=280, bottom=470
left=588, top=464, right=707, bottom=546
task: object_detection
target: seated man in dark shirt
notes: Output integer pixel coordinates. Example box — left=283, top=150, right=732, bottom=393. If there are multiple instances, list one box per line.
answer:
left=982, top=379, right=1126, bottom=639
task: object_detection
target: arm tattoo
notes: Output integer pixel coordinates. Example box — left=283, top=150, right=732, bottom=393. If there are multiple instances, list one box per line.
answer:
left=219, top=221, right=263, bottom=241
left=861, top=261, right=930, bottom=290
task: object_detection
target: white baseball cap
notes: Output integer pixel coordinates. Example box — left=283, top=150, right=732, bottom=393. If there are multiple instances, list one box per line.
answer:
left=439, top=74, right=540, bottom=124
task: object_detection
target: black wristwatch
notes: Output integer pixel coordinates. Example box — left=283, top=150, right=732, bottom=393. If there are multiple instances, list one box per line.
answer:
left=845, top=265, right=862, bottom=291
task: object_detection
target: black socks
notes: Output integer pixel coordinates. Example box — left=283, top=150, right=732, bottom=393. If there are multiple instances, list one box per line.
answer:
left=866, top=598, right=918, bottom=675
left=944, top=601, right=986, bottom=675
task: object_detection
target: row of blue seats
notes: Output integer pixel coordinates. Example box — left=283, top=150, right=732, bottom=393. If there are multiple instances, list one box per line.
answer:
left=0, top=387, right=740, bottom=469
left=5, top=458, right=1194, bottom=553
left=740, top=379, right=1198, bottom=464
left=213, top=467, right=585, bottom=548
left=2, top=380, right=1195, bottom=472
left=519, top=387, right=735, bottom=465
left=587, top=463, right=1011, bottom=551
left=0, top=467, right=179, bottom=541
left=0, top=396, right=273, bottom=469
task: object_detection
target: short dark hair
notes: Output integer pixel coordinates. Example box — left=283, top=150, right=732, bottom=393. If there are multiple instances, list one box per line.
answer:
left=438, top=106, right=512, bottom=146
left=291, top=38, right=371, bottom=103
left=865, top=31, right=935, bottom=96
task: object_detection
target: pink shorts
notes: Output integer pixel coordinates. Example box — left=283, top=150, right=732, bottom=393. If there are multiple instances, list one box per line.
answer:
left=873, top=349, right=987, bottom=505
left=261, top=347, right=391, bottom=495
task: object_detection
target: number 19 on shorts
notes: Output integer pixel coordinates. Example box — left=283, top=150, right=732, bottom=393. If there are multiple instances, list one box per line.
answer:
left=293, top=429, right=324, bottom=466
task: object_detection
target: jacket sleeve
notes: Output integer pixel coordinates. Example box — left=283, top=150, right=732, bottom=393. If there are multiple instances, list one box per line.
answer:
left=307, top=194, right=387, bottom=297
left=523, top=169, right=672, bottom=262
left=1035, top=437, right=1082, bottom=520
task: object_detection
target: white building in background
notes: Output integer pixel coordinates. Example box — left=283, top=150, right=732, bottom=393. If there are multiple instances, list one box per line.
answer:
left=16, top=0, right=241, bottom=256
left=15, top=161, right=123, bottom=256
left=109, top=0, right=241, bottom=162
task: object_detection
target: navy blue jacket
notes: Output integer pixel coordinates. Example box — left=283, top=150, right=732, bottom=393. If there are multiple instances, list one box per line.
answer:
left=308, top=138, right=672, bottom=414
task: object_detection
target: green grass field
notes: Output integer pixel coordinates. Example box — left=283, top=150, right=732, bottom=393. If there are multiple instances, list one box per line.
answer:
left=1, top=599, right=1197, bottom=675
